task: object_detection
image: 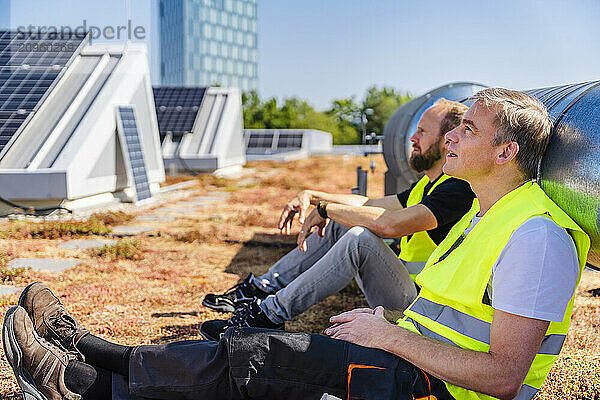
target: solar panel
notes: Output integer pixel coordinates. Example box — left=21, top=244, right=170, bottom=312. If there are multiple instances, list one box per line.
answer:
left=0, top=30, right=88, bottom=153
left=117, top=106, right=153, bottom=202
left=277, top=133, right=303, bottom=149
left=153, top=87, right=206, bottom=135
left=153, top=87, right=206, bottom=107
left=246, top=133, right=274, bottom=149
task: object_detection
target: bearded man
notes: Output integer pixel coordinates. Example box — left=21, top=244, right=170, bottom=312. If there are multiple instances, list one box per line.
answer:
left=199, top=98, right=475, bottom=340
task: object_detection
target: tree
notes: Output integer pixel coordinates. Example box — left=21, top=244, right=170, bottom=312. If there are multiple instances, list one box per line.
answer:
left=362, top=86, right=412, bottom=137
left=241, top=87, right=412, bottom=145
left=326, top=97, right=362, bottom=144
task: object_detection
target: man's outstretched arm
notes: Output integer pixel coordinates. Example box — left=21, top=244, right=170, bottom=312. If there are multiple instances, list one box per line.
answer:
left=278, top=189, right=402, bottom=234
left=296, top=203, right=436, bottom=250
left=326, top=308, right=548, bottom=400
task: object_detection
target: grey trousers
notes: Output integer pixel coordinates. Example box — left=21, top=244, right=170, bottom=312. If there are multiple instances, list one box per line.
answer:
left=252, top=221, right=419, bottom=324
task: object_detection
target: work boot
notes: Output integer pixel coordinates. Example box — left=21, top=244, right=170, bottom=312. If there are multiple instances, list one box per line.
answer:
left=200, top=298, right=284, bottom=340
left=202, top=274, right=271, bottom=313
left=2, top=306, right=80, bottom=400
left=18, top=282, right=89, bottom=361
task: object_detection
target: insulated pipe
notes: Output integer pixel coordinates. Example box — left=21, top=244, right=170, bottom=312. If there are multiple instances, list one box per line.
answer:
left=527, top=81, right=600, bottom=268
left=382, top=80, right=600, bottom=268
left=382, top=82, right=487, bottom=195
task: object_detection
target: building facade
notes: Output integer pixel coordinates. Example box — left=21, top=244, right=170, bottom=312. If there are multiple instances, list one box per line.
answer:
left=159, top=0, right=258, bottom=91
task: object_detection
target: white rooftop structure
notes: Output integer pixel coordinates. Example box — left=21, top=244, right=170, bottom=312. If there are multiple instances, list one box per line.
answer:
left=154, top=87, right=246, bottom=175
left=0, top=31, right=165, bottom=214
left=244, top=129, right=333, bottom=161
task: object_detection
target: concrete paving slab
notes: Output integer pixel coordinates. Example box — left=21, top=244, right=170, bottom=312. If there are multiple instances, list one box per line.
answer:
left=175, top=201, right=212, bottom=207
left=207, top=191, right=230, bottom=197
left=8, top=258, right=82, bottom=272
left=59, top=239, right=117, bottom=250
left=0, top=285, right=23, bottom=296
left=157, top=207, right=200, bottom=213
left=110, top=226, right=154, bottom=236
left=136, top=215, right=176, bottom=222
left=190, top=196, right=226, bottom=202
left=236, top=178, right=256, bottom=187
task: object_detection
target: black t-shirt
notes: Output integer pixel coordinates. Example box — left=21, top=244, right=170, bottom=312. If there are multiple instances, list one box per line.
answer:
left=397, top=175, right=475, bottom=245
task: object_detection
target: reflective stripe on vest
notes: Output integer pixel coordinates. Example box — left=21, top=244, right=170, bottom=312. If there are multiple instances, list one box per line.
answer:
left=398, top=182, right=590, bottom=400
left=399, top=174, right=452, bottom=269
left=513, top=385, right=538, bottom=400
left=406, top=299, right=566, bottom=356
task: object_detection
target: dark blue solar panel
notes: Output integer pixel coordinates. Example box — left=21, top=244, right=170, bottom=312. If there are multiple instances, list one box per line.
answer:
left=247, top=133, right=274, bottom=149
left=277, top=133, right=303, bottom=149
left=153, top=87, right=206, bottom=107
left=117, top=106, right=152, bottom=202
left=153, top=87, right=206, bottom=135
left=0, top=30, right=87, bottom=152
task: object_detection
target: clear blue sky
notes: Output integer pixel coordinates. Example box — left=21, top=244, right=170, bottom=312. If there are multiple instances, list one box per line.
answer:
left=2, top=0, right=600, bottom=110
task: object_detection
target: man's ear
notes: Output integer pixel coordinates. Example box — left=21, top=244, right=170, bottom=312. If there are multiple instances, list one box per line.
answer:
left=496, top=141, right=519, bottom=165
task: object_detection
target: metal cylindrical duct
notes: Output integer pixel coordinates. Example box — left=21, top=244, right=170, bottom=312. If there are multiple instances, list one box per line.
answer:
left=382, top=82, right=487, bottom=194
left=527, top=81, right=600, bottom=268
left=383, top=80, right=600, bottom=268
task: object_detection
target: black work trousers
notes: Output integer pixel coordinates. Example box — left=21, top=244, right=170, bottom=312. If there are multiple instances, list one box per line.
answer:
left=112, top=328, right=452, bottom=400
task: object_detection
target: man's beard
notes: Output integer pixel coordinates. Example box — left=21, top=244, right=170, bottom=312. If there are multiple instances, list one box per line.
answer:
left=408, top=139, right=443, bottom=172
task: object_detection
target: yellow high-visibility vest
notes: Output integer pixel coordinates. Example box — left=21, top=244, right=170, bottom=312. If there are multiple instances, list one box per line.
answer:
left=399, top=174, right=451, bottom=280
left=397, top=182, right=590, bottom=400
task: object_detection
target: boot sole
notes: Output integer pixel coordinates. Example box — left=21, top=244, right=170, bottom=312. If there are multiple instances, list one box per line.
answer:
left=2, top=306, right=47, bottom=400
left=201, top=298, right=236, bottom=313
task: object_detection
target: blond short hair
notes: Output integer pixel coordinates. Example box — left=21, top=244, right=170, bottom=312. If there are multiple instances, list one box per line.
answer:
left=433, top=98, right=469, bottom=137
left=471, top=88, right=552, bottom=179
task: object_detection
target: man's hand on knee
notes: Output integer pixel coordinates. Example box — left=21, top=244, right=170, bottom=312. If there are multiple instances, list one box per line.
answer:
left=297, top=208, right=328, bottom=251
left=325, top=306, right=393, bottom=348
left=279, top=190, right=312, bottom=234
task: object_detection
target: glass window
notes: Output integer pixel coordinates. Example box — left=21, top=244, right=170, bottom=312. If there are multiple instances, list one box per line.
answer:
left=226, top=60, right=234, bottom=74
left=241, top=17, right=248, bottom=31
left=236, top=1, right=243, bottom=14
left=215, top=26, right=223, bottom=40
left=215, top=58, right=223, bottom=71
left=225, top=0, right=233, bottom=12
left=210, top=42, right=218, bottom=55
left=241, top=47, right=248, bottom=61
left=210, top=9, right=217, bottom=23
left=232, top=76, right=239, bottom=87
left=235, top=31, right=243, bottom=44
left=226, top=29, right=234, bottom=43
left=231, top=14, right=239, bottom=28
left=203, top=24, right=211, bottom=38
left=203, top=56, right=211, bottom=71
left=231, top=45, right=239, bottom=59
